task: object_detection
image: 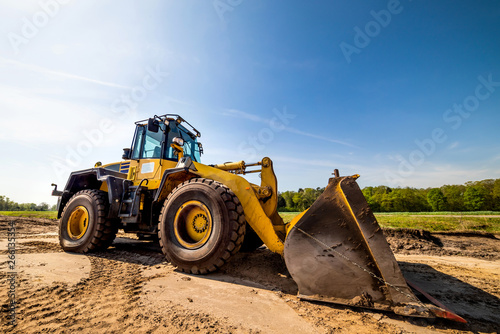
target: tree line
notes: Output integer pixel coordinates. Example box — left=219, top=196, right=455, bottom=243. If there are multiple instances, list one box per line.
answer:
left=278, top=179, right=500, bottom=212
left=0, top=195, right=55, bottom=211
left=2, top=178, right=499, bottom=213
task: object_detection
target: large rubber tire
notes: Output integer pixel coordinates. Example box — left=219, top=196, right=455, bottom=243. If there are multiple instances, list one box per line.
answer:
left=158, top=178, right=246, bottom=274
left=59, top=189, right=117, bottom=253
left=239, top=223, right=264, bottom=252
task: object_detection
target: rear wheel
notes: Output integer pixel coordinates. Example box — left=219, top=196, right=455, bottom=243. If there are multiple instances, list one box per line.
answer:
left=158, top=178, right=246, bottom=274
left=59, top=189, right=117, bottom=253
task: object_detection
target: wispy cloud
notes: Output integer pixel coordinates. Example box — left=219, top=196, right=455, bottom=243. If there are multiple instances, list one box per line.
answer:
left=163, top=96, right=194, bottom=106
left=272, top=155, right=364, bottom=171
left=0, top=57, right=132, bottom=89
left=223, top=108, right=358, bottom=148
left=283, top=126, right=357, bottom=148
left=0, top=1, right=40, bottom=11
left=378, top=159, right=499, bottom=187
left=224, top=109, right=263, bottom=122
left=0, top=86, right=108, bottom=144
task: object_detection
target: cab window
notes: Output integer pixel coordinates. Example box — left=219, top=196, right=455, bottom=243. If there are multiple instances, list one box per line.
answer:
left=164, top=125, right=201, bottom=162
left=131, top=124, right=165, bottom=160
left=131, top=126, right=145, bottom=160
left=142, top=127, right=163, bottom=159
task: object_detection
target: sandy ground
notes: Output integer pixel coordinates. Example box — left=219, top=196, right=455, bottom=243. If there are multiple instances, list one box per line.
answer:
left=1, top=216, right=499, bottom=333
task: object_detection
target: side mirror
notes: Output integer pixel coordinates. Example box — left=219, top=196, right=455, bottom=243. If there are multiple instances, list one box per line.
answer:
left=122, top=148, right=131, bottom=160
left=148, top=118, right=159, bottom=133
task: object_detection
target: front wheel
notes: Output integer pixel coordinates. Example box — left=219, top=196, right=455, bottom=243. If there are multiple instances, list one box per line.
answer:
left=59, top=189, right=117, bottom=253
left=158, top=178, right=246, bottom=274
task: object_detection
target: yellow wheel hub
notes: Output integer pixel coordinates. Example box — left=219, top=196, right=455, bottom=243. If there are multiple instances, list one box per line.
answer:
left=174, top=200, right=212, bottom=249
left=67, top=206, right=89, bottom=240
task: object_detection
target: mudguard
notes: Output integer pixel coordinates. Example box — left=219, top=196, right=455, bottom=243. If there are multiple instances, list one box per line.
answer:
left=55, top=168, right=129, bottom=218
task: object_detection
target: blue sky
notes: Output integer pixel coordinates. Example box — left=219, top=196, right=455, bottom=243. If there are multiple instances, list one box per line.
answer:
left=0, top=0, right=499, bottom=205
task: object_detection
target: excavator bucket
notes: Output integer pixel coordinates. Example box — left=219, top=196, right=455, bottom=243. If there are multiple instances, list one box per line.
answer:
left=284, top=174, right=466, bottom=321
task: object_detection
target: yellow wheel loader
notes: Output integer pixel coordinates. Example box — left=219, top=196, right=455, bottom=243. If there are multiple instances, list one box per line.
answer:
left=52, top=114, right=465, bottom=322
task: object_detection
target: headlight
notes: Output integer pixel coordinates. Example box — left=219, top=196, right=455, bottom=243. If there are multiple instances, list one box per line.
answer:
left=173, top=137, right=185, bottom=146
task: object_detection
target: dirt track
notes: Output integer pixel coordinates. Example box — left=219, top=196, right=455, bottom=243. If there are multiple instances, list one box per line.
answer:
left=1, top=216, right=499, bottom=333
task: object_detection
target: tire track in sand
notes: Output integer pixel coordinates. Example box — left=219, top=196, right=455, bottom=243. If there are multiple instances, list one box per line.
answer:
left=1, top=245, right=243, bottom=334
left=1, top=250, right=151, bottom=334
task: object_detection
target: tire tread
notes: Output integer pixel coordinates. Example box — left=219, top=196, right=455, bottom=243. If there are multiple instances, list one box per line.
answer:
left=158, top=178, right=246, bottom=274
left=59, top=189, right=117, bottom=253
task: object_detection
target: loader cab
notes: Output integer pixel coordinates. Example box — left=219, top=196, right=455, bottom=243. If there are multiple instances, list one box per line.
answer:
left=126, top=116, right=202, bottom=163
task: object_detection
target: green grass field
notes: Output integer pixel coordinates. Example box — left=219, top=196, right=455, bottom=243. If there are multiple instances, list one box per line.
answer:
left=375, top=211, right=500, bottom=216
left=279, top=212, right=500, bottom=233
left=374, top=214, right=500, bottom=233
left=1, top=211, right=498, bottom=233
left=0, top=211, right=57, bottom=219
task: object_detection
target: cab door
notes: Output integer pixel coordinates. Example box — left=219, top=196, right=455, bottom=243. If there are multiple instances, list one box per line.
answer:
left=129, top=123, right=175, bottom=188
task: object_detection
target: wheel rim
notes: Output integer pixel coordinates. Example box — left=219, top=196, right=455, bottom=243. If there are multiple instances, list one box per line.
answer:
left=67, top=206, right=89, bottom=240
left=174, top=200, right=213, bottom=249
